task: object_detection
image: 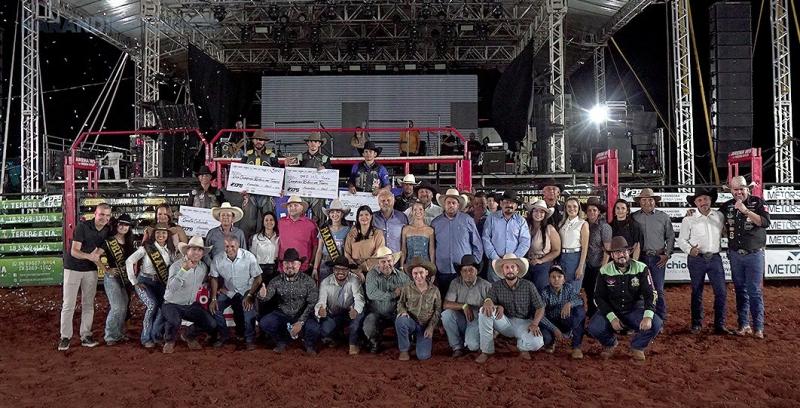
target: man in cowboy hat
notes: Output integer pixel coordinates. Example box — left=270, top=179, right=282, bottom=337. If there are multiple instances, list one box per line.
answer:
left=632, top=188, right=674, bottom=323
left=189, top=165, right=225, bottom=209
left=394, top=174, right=420, bottom=212
left=373, top=190, right=409, bottom=255
left=287, top=132, right=332, bottom=225
left=205, top=202, right=247, bottom=260
left=677, top=187, right=732, bottom=336
left=209, top=234, right=263, bottom=350
left=403, top=181, right=443, bottom=225
left=348, top=140, right=390, bottom=196
left=441, top=254, right=492, bottom=357
left=257, top=248, right=319, bottom=354
left=305, top=256, right=366, bottom=355
left=475, top=254, right=545, bottom=363
left=161, top=236, right=218, bottom=354
left=395, top=256, right=441, bottom=361
left=587, top=236, right=662, bottom=362
left=363, top=246, right=409, bottom=353
left=240, top=129, right=279, bottom=219
left=431, top=188, right=483, bottom=294
left=539, top=178, right=567, bottom=227
left=277, top=196, right=318, bottom=274
left=719, top=176, right=770, bottom=338
left=482, top=191, right=531, bottom=283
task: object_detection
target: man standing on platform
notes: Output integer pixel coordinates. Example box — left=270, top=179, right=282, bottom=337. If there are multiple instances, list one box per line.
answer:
left=241, top=129, right=279, bottom=215
left=288, top=132, right=332, bottom=224
left=373, top=190, right=408, bottom=257
left=482, top=191, right=531, bottom=283
left=632, top=188, right=674, bottom=325
left=189, top=166, right=224, bottom=209
left=277, top=196, right=318, bottom=274
left=348, top=141, right=390, bottom=196
left=394, top=174, right=420, bottom=212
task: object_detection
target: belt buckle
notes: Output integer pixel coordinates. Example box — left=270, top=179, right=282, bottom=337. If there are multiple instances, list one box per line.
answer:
left=646, top=250, right=657, bottom=256
left=737, top=249, right=749, bottom=255
left=702, top=253, right=714, bottom=260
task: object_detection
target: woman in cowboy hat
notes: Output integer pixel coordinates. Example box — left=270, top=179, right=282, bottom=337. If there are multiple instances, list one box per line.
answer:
left=610, top=198, right=643, bottom=261
left=206, top=202, right=247, bottom=259
left=100, top=214, right=136, bottom=345
left=313, top=199, right=352, bottom=283
left=344, top=205, right=386, bottom=282
left=557, top=197, right=589, bottom=294
left=582, top=197, right=612, bottom=318
left=524, top=199, right=561, bottom=292
left=395, top=257, right=441, bottom=361
left=348, top=140, right=390, bottom=196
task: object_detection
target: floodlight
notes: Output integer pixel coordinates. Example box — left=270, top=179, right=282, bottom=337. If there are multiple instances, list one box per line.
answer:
left=588, top=104, right=609, bottom=124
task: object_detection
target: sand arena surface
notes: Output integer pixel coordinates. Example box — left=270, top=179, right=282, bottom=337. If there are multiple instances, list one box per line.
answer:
left=1, top=284, right=798, bottom=407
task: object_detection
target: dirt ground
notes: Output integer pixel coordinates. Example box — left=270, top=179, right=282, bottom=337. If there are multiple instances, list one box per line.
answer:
left=1, top=283, right=799, bottom=408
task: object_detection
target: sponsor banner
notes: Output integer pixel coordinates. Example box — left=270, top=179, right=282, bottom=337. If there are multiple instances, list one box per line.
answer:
left=338, top=191, right=379, bottom=222
left=665, top=252, right=732, bottom=283
left=0, top=227, right=62, bottom=240
left=226, top=163, right=284, bottom=197
left=767, top=204, right=800, bottom=214
left=766, top=234, right=800, bottom=246
left=768, top=219, right=800, bottom=231
left=0, top=196, right=62, bottom=210
left=0, top=242, right=62, bottom=254
left=621, top=189, right=733, bottom=203
left=0, top=212, right=62, bottom=225
left=0, top=257, right=64, bottom=287
left=283, top=167, right=340, bottom=200
left=763, top=189, right=800, bottom=201
left=178, top=206, right=220, bottom=238
left=765, top=250, right=800, bottom=278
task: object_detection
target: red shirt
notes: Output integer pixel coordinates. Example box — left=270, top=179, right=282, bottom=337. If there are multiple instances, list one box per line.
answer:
left=277, top=216, right=318, bottom=272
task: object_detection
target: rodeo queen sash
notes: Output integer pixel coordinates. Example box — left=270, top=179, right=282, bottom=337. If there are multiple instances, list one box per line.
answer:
left=144, top=244, right=170, bottom=284
left=319, top=226, right=341, bottom=260
left=106, top=238, right=128, bottom=283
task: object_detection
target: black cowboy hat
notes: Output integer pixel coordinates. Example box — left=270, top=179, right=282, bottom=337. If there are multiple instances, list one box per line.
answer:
left=453, top=254, right=481, bottom=273
left=538, top=177, right=566, bottom=191
left=357, top=140, right=383, bottom=156
left=116, top=214, right=134, bottom=226
left=608, top=236, right=632, bottom=252
left=582, top=196, right=607, bottom=213
left=195, top=165, right=215, bottom=177
left=686, top=187, right=718, bottom=206
left=280, top=248, right=307, bottom=264
left=414, top=181, right=439, bottom=196
left=326, top=255, right=357, bottom=269
left=498, top=190, right=523, bottom=205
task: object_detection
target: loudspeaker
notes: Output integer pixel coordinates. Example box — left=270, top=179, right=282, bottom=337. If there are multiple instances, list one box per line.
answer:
left=482, top=151, right=506, bottom=173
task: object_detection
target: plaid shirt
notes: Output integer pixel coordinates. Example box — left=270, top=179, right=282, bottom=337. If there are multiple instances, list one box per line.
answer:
left=538, top=284, right=584, bottom=333
left=487, top=279, right=544, bottom=320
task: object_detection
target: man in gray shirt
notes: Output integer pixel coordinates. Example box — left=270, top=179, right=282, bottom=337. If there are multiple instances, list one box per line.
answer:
left=161, top=236, right=218, bottom=354
left=632, top=188, right=674, bottom=323
left=441, top=255, right=492, bottom=357
left=363, top=247, right=409, bottom=353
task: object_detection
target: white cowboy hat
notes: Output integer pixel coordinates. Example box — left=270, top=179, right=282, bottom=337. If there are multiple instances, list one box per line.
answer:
left=322, top=199, right=351, bottom=217
left=368, top=246, right=403, bottom=265
left=436, top=188, right=467, bottom=210
left=723, top=175, right=758, bottom=191
left=283, top=195, right=310, bottom=213
left=492, top=253, right=529, bottom=280
left=400, top=174, right=420, bottom=185
left=525, top=199, right=555, bottom=219
left=211, top=202, right=244, bottom=223
left=177, top=235, right=212, bottom=256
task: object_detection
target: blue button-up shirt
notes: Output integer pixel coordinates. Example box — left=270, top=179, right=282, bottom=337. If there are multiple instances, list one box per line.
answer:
left=372, top=209, right=408, bottom=253
left=482, top=212, right=531, bottom=261
left=209, top=248, right=262, bottom=296
left=431, top=212, right=483, bottom=275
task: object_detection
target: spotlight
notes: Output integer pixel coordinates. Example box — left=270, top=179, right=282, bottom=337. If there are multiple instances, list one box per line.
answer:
left=278, top=14, right=290, bottom=24
left=325, top=6, right=337, bottom=20
left=267, top=5, right=280, bottom=21
left=240, top=25, right=253, bottom=42
left=297, top=13, right=308, bottom=23
left=588, top=104, right=609, bottom=124
left=420, top=5, right=432, bottom=19
left=491, top=2, right=504, bottom=19
left=212, top=5, right=227, bottom=22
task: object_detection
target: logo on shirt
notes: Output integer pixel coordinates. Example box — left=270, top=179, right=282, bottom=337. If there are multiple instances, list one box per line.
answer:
left=631, top=277, right=640, bottom=287
left=606, top=278, right=617, bottom=286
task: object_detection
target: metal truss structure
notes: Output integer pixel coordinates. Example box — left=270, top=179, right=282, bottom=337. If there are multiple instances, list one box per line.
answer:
left=593, top=45, right=606, bottom=106
left=670, top=0, right=695, bottom=188
left=546, top=0, right=567, bottom=173
left=140, top=0, right=162, bottom=178
left=771, top=0, right=794, bottom=185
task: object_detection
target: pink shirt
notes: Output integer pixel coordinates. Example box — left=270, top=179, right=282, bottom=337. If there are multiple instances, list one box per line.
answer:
left=277, top=216, right=318, bottom=272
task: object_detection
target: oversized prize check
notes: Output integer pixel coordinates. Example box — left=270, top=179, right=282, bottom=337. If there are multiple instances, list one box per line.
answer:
left=178, top=206, right=221, bottom=238
left=284, top=167, right=340, bottom=200
left=226, top=163, right=285, bottom=197
left=338, top=191, right=380, bottom=222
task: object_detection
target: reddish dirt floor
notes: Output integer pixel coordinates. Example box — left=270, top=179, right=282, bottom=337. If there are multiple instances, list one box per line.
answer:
left=1, top=283, right=799, bottom=408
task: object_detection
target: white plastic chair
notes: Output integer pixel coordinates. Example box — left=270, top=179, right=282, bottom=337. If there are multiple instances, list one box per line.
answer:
left=99, top=152, right=123, bottom=179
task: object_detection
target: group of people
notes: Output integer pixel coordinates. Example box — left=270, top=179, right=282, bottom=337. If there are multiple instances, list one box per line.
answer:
left=58, top=131, right=768, bottom=363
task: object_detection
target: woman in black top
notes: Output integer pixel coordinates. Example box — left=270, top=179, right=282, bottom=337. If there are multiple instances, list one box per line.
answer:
left=100, top=214, right=136, bottom=345
left=609, top=199, right=642, bottom=260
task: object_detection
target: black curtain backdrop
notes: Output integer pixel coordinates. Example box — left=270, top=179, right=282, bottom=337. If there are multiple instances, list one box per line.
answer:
left=491, top=42, right=534, bottom=148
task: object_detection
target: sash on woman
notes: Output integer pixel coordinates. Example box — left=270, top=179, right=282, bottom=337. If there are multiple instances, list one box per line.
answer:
left=144, top=244, right=170, bottom=283
left=106, top=238, right=128, bottom=284
left=319, top=226, right=341, bottom=260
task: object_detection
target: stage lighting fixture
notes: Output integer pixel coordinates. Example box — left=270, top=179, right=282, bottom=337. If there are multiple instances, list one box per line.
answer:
left=268, top=5, right=280, bottom=21
left=212, top=5, right=227, bottom=22
left=588, top=104, right=609, bottom=124
left=278, top=14, right=290, bottom=24
left=362, top=7, right=374, bottom=19
left=420, top=5, right=432, bottom=19
left=297, top=13, right=308, bottom=23
left=325, top=6, right=337, bottom=20
left=240, top=25, right=253, bottom=42
left=491, top=2, right=504, bottom=19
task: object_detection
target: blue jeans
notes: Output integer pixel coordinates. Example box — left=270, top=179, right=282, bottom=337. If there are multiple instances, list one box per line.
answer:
left=259, top=310, right=315, bottom=349
left=441, top=309, right=480, bottom=351
left=103, top=274, right=130, bottom=342
left=687, top=254, right=727, bottom=329
left=526, top=261, right=552, bottom=293
left=587, top=309, right=663, bottom=350
left=642, top=254, right=668, bottom=321
left=305, top=311, right=365, bottom=346
left=214, top=292, right=258, bottom=343
left=728, top=249, right=765, bottom=331
left=559, top=252, right=582, bottom=293
left=162, top=302, right=217, bottom=343
left=540, top=305, right=586, bottom=349
left=135, top=275, right=165, bottom=345
left=395, top=315, right=433, bottom=360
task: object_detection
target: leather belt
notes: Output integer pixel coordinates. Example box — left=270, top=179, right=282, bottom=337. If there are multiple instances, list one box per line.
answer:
left=735, top=248, right=762, bottom=255
left=701, top=252, right=718, bottom=260
left=561, top=248, right=581, bottom=254
left=645, top=250, right=665, bottom=256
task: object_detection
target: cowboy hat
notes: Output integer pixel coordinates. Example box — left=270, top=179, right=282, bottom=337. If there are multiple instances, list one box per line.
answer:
left=280, top=248, right=307, bottom=264
left=369, top=246, right=402, bottom=265
left=177, top=235, right=212, bottom=256
left=608, top=236, right=632, bottom=252
left=405, top=256, right=437, bottom=276
left=322, top=199, right=351, bottom=217
left=326, top=255, right=358, bottom=269
left=723, top=175, right=757, bottom=191
left=582, top=196, right=607, bottom=213
left=357, top=140, right=382, bottom=156
left=633, top=188, right=661, bottom=203
left=524, top=199, right=555, bottom=219
left=153, top=223, right=171, bottom=232
left=195, top=165, right=215, bottom=177
left=538, top=178, right=566, bottom=192
left=492, top=254, right=529, bottom=280
left=498, top=190, right=523, bottom=205
left=283, top=195, right=310, bottom=213
left=400, top=174, right=421, bottom=185
left=116, top=214, right=134, bottom=226
left=686, top=187, right=718, bottom=206
left=453, top=254, right=481, bottom=273
left=414, top=182, right=438, bottom=196
left=211, top=202, right=244, bottom=223
left=251, top=129, right=271, bottom=141
left=436, top=188, right=467, bottom=209
left=304, top=132, right=326, bottom=144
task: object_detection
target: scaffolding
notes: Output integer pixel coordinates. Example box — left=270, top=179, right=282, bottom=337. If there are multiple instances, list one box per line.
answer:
left=594, top=45, right=606, bottom=106
left=771, top=0, right=794, bottom=185
left=139, top=0, right=162, bottom=178
left=670, top=0, right=695, bottom=188
left=547, top=0, right=567, bottom=173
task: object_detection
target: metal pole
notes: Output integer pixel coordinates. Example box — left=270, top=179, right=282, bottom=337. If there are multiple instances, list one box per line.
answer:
left=0, top=1, right=20, bottom=195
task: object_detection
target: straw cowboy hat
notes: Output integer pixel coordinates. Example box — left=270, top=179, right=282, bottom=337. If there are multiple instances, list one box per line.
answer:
left=723, top=175, right=757, bottom=191
left=405, top=256, right=437, bottom=277
left=400, top=174, right=421, bottom=185
left=304, top=132, right=326, bottom=144
left=686, top=187, right=718, bottom=206
left=369, top=246, right=402, bottom=264
left=283, top=195, right=310, bottom=213
left=436, top=188, right=468, bottom=210
left=322, top=199, right=351, bottom=217
left=492, top=253, right=529, bottom=280
left=251, top=129, right=271, bottom=141
left=608, top=236, right=632, bottom=252
left=633, top=188, right=661, bottom=203
left=178, top=235, right=212, bottom=256
left=525, top=199, right=555, bottom=219
left=211, top=202, right=244, bottom=223
left=582, top=196, right=607, bottom=213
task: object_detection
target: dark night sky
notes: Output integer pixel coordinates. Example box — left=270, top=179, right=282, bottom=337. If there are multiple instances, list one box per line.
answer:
left=1, top=0, right=799, bottom=184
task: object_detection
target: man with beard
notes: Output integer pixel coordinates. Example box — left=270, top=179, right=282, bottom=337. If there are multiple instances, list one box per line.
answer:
left=482, top=191, right=531, bottom=283
left=241, top=129, right=279, bottom=215
left=431, top=189, right=483, bottom=294
left=373, top=190, right=408, bottom=256
left=277, top=196, right=318, bottom=274
left=394, top=174, right=420, bottom=212
left=441, top=255, right=492, bottom=357
left=189, top=166, right=225, bottom=209
left=363, top=247, right=409, bottom=353
left=587, top=236, right=662, bottom=362
left=288, top=132, right=332, bottom=224
left=632, top=188, right=674, bottom=324
left=404, top=182, right=442, bottom=225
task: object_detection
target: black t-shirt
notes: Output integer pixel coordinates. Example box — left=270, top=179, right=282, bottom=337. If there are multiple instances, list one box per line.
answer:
left=64, top=220, right=111, bottom=271
left=610, top=219, right=644, bottom=258
left=719, top=196, right=771, bottom=250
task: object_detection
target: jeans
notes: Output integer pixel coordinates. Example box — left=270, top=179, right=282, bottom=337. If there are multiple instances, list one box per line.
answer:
left=103, top=274, right=130, bottom=342
left=435, top=273, right=458, bottom=297
left=587, top=309, right=663, bottom=350
left=478, top=310, right=544, bottom=354
left=642, top=254, right=668, bottom=321
left=728, top=249, right=765, bottom=331
left=441, top=309, right=480, bottom=351
left=559, top=252, right=582, bottom=293
left=135, top=275, right=165, bottom=345
left=525, top=261, right=552, bottom=294
left=60, top=269, right=98, bottom=340
left=259, top=310, right=315, bottom=349
left=214, top=292, right=257, bottom=343
left=540, top=305, right=586, bottom=349
left=305, top=311, right=365, bottom=346
left=582, top=265, right=601, bottom=318
left=395, top=315, right=433, bottom=360
left=362, top=312, right=396, bottom=341
left=162, top=302, right=218, bottom=343
left=687, top=254, right=728, bottom=329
